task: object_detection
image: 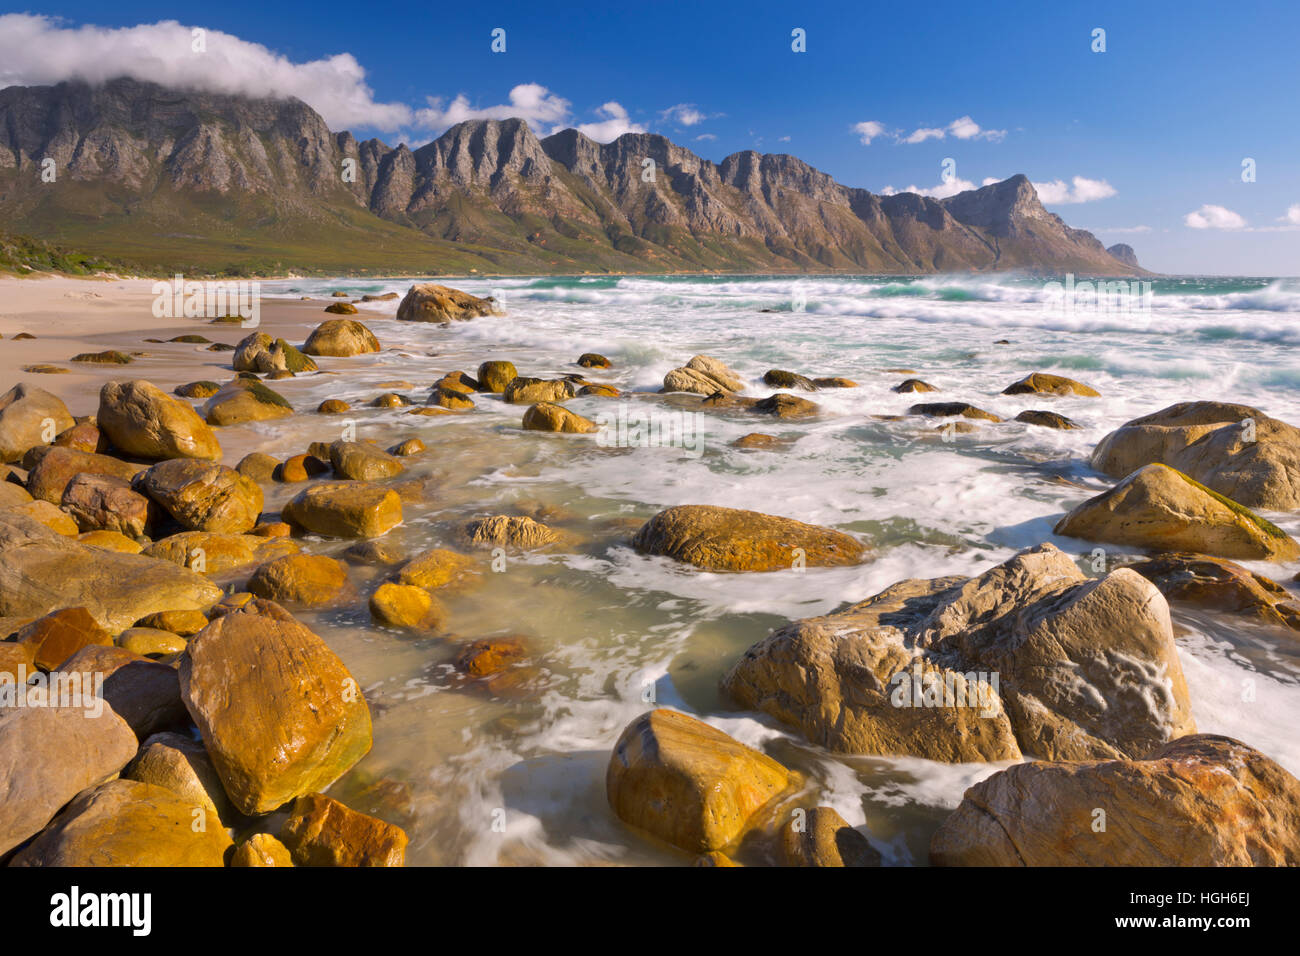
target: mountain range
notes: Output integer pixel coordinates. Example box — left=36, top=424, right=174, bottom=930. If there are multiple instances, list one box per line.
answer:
left=0, top=78, right=1143, bottom=276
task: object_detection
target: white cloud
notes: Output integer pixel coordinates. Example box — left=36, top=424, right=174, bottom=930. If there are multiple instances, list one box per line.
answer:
left=900, top=116, right=1006, bottom=145
left=415, top=83, right=572, bottom=130
left=1095, top=225, right=1152, bottom=234
left=659, top=103, right=718, bottom=127
left=1185, top=204, right=1246, bottom=229
left=853, top=121, right=886, bottom=145
left=574, top=102, right=645, bottom=142
left=695, top=133, right=717, bottom=142
left=1032, top=176, right=1117, bottom=204
left=1281, top=204, right=1300, bottom=225
left=778, top=135, right=791, bottom=142
left=881, top=177, right=976, bottom=200
left=0, top=14, right=414, bottom=130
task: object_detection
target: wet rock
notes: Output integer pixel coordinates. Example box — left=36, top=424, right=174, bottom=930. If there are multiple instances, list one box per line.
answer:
left=136, top=608, right=208, bottom=636
left=753, top=393, right=819, bottom=419
left=140, top=458, right=264, bottom=534
left=477, top=360, right=518, bottom=393
left=144, top=530, right=297, bottom=575
left=280, top=792, right=408, bottom=866
left=117, top=626, right=187, bottom=658
left=27, top=446, right=141, bottom=503
left=579, top=383, right=620, bottom=398
left=329, top=440, right=405, bottom=481
left=722, top=543, right=1193, bottom=762
left=394, top=548, right=478, bottom=590
left=578, top=353, right=612, bottom=369
left=1125, top=553, right=1300, bottom=631
left=663, top=355, right=745, bottom=395
left=324, top=301, right=358, bottom=314
left=1015, top=409, right=1080, bottom=429
left=427, top=386, right=475, bottom=410
left=503, top=377, right=577, bottom=405
left=125, top=731, right=231, bottom=824
left=812, top=377, right=858, bottom=388
left=0, top=511, right=223, bottom=633
left=317, top=399, right=350, bottom=414
left=908, top=402, right=1002, bottom=422
left=459, top=515, right=558, bottom=550
left=71, top=349, right=133, bottom=365
left=606, top=709, right=792, bottom=854
left=633, top=505, right=864, bottom=572
left=11, top=779, right=233, bottom=866
left=9, top=499, right=79, bottom=535
left=930, top=735, right=1300, bottom=866
left=522, top=401, right=598, bottom=433
left=1091, top=401, right=1300, bottom=511
left=369, top=582, right=447, bottom=629
left=98, top=380, right=222, bottom=461
left=455, top=636, right=528, bottom=677
left=892, top=378, right=937, bottom=393
left=282, top=483, right=403, bottom=538
left=236, top=451, right=280, bottom=483
left=15, top=606, right=114, bottom=670
left=343, top=539, right=406, bottom=566
left=1002, top=372, right=1099, bottom=397
left=232, top=833, right=295, bottom=866
left=762, top=370, right=817, bottom=391
left=247, top=553, right=349, bottom=607
left=203, top=379, right=294, bottom=426
left=391, top=438, right=425, bottom=457
left=0, top=383, right=75, bottom=463
left=60, top=473, right=152, bottom=536
left=732, top=433, right=783, bottom=450
left=277, top=453, right=328, bottom=483
left=1055, top=463, right=1300, bottom=561
left=780, top=806, right=882, bottom=867
left=179, top=599, right=374, bottom=815
left=52, top=422, right=106, bottom=454
left=302, top=318, right=380, bottom=357
left=77, top=529, right=143, bottom=553
left=396, top=283, right=501, bottom=323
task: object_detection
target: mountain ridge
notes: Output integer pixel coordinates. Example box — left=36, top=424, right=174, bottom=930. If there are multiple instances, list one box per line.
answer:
left=0, top=78, right=1144, bottom=276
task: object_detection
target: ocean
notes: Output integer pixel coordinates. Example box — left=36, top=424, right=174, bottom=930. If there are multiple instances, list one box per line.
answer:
left=242, top=273, right=1300, bottom=865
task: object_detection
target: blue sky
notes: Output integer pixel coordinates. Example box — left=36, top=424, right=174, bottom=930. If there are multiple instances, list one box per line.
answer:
left=3, top=0, right=1299, bottom=274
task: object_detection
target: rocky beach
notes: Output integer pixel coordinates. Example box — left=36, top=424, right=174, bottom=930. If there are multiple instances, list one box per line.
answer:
left=1, top=271, right=1298, bottom=867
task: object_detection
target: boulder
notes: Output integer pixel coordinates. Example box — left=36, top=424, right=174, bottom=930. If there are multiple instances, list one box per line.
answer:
left=1125, top=553, right=1300, bottom=631
left=1002, top=372, right=1100, bottom=397
left=1055, top=464, right=1300, bottom=561
left=61, top=473, right=152, bottom=536
left=280, top=792, right=408, bottom=866
left=522, top=402, right=598, bottom=433
left=10, top=779, right=233, bottom=866
left=930, top=735, right=1300, bottom=866
left=908, top=402, right=1002, bottom=422
left=328, top=440, right=405, bottom=481
left=391, top=438, right=425, bottom=457
left=136, top=608, right=209, bottom=636
left=1091, top=401, right=1300, bottom=511
left=763, top=370, right=817, bottom=391
left=0, top=511, right=223, bottom=633
left=394, top=549, right=478, bottom=591
left=176, top=380, right=221, bottom=399
left=118, top=627, right=186, bottom=658
left=234, top=333, right=318, bottom=374
left=78, top=530, right=143, bottom=553
left=236, top=451, right=280, bottom=483
left=606, top=709, right=792, bottom=853
left=9, top=499, right=78, bottom=535
left=503, top=377, right=578, bottom=405
left=324, top=301, right=358, bottom=314
left=98, top=380, right=222, bottom=461
left=477, top=361, right=518, bottom=393
left=753, top=393, right=819, bottom=419
left=0, top=383, right=75, bottom=463
left=780, top=807, right=881, bottom=867
left=369, top=582, right=447, bottom=629
left=179, top=599, right=374, bottom=815
left=663, top=355, right=744, bottom=395
left=302, top=318, right=380, bottom=357
left=318, top=399, right=350, bottom=414
left=427, top=386, right=475, bottom=410
left=282, top=483, right=403, bottom=538
left=459, top=515, right=558, bottom=550
left=140, top=458, right=264, bottom=534
left=578, top=353, right=612, bottom=369
left=202, top=379, right=294, bottom=426
left=396, top=283, right=502, bottom=323
left=892, top=379, right=937, bottom=393
left=722, top=543, right=1193, bottom=762
left=27, top=446, right=141, bottom=503
left=247, top=554, right=349, bottom=607
left=1015, top=409, right=1079, bottom=429
left=632, top=505, right=865, bottom=572
left=52, top=422, right=107, bottom=454
left=0, top=482, right=32, bottom=508
left=0, top=707, right=144, bottom=857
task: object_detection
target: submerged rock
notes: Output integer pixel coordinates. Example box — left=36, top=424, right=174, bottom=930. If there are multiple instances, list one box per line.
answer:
left=280, top=792, right=408, bottom=866
left=282, top=483, right=403, bottom=538
left=1055, top=463, right=1300, bottom=561
left=247, top=553, right=349, bottom=607
left=477, top=361, right=518, bottom=393
left=722, top=543, right=1193, bottom=763
left=780, top=806, right=881, bottom=867
left=1002, top=372, right=1099, bottom=397
left=302, top=318, right=380, bottom=357
left=1125, top=552, right=1300, bottom=631
left=908, top=402, right=1002, bottom=422
left=503, top=377, right=577, bottom=405
left=931, top=735, right=1300, bottom=866
left=632, top=505, right=864, bottom=572
left=328, top=440, right=405, bottom=481
left=523, top=401, right=598, bottom=433
left=1015, top=409, right=1080, bottom=429
left=459, top=515, right=559, bottom=550
left=762, top=370, right=817, bottom=391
